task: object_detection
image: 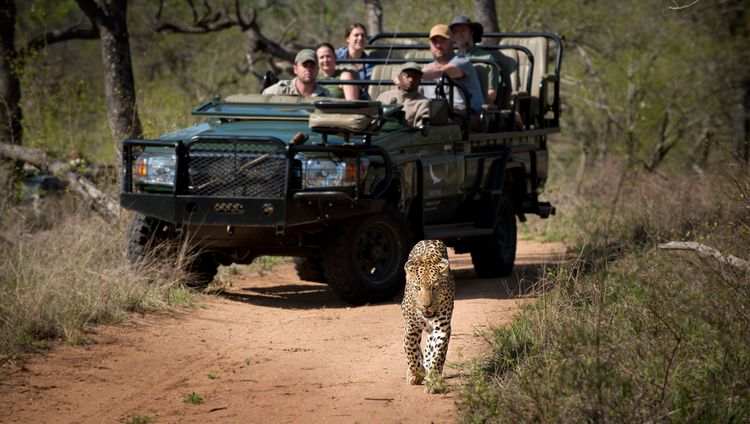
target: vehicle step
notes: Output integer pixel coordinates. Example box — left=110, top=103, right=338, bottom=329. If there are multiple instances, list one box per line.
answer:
left=521, top=201, right=556, bottom=218
left=423, top=223, right=494, bottom=240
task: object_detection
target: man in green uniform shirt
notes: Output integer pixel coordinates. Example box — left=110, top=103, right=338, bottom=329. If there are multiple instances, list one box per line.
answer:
left=263, top=49, right=332, bottom=97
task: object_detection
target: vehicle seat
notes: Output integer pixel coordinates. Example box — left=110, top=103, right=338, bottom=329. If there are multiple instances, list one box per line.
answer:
left=429, top=99, right=450, bottom=125
left=500, top=37, right=547, bottom=98
left=368, top=64, right=402, bottom=99
left=367, top=49, right=405, bottom=60
left=366, top=38, right=418, bottom=59
left=499, top=37, right=548, bottom=127
left=472, top=64, right=491, bottom=105
left=495, top=49, right=520, bottom=109
left=404, top=50, right=433, bottom=60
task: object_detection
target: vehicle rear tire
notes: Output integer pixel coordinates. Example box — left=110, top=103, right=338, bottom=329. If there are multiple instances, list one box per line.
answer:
left=321, top=208, right=412, bottom=305
left=471, top=196, right=517, bottom=278
left=293, top=256, right=327, bottom=283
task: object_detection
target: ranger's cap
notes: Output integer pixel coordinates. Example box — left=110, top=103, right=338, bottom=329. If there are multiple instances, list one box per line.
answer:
left=399, top=62, right=423, bottom=74
left=429, top=24, right=452, bottom=40
left=449, top=15, right=484, bottom=43
left=295, top=49, right=318, bottom=64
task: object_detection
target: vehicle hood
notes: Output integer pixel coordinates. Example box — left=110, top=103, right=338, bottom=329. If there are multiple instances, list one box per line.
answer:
left=160, top=120, right=314, bottom=143
left=158, top=119, right=405, bottom=145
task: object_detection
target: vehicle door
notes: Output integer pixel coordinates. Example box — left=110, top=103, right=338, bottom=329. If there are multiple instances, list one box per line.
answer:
left=407, top=125, right=464, bottom=223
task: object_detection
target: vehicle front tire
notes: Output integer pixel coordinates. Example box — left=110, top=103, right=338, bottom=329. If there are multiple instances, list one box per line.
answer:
left=126, top=213, right=217, bottom=288
left=471, top=196, right=517, bottom=278
left=126, top=213, right=176, bottom=263
left=321, top=208, right=412, bottom=305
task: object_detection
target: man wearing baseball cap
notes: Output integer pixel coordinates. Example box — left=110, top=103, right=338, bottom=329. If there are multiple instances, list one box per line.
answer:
left=262, top=49, right=332, bottom=97
left=376, top=62, right=430, bottom=127
left=421, top=24, right=484, bottom=130
left=449, top=16, right=500, bottom=105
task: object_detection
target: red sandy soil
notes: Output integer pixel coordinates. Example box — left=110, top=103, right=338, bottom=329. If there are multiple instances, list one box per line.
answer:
left=0, top=240, right=566, bottom=424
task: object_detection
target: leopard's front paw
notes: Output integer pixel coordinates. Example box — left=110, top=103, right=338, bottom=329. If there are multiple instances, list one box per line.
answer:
left=406, top=368, right=425, bottom=385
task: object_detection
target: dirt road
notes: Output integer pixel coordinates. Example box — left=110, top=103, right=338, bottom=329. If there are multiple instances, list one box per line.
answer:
left=0, top=240, right=565, bottom=423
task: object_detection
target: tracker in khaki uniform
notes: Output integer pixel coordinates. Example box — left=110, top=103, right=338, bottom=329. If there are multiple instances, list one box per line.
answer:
left=376, top=62, right=430, bottom=128
left=262, top=49, right=332, bottom=97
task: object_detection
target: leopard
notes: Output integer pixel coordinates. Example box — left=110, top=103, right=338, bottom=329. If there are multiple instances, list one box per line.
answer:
left=401, top=239, right=455, bottom=393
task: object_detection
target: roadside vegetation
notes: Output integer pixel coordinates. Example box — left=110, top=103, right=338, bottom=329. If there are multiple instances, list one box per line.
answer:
left=0, top=193, right=197, bottom=362
left=458, top=159, right=750, bottom=422
left=453, top=1, right=750, bottom=417
left=0, top=185, right=292, bottom=361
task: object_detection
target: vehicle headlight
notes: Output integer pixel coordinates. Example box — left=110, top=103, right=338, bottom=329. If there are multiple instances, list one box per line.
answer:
left=302, top=157, right=369, bottom=188
left=133, top=153, right=176, bottom=187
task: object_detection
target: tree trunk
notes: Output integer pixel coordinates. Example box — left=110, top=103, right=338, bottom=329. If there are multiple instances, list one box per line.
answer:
left=733, top=78, right=750, bottom=164
left=0, top=0, right=22, bottom=147
left=723, top=0, right=749, bottom=166
left=364, top=0, right=383, bottom=36
left=473, top=0, right=499, bottom=34
left=76, top=0, right=142, bottom=148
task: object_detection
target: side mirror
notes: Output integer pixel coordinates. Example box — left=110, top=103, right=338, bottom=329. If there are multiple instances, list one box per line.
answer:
left=262, top=71, right=279, bottom=91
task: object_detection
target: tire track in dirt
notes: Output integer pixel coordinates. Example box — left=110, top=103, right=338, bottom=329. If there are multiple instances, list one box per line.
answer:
left=0, top=240, right=565, bottom=423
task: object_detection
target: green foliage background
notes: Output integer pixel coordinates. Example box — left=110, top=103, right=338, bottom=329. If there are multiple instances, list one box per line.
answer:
left=13, top=0, right=746, bottom=169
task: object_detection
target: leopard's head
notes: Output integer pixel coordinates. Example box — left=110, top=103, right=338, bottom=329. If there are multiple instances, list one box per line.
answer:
left=405, top=255, right=452, bottom=318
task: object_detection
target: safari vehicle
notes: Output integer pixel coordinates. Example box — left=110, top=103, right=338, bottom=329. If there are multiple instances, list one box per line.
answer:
left=120, top=31, right=563, bottom=305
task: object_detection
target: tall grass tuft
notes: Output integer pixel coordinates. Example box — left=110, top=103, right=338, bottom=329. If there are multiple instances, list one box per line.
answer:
left=459, top=163, right=750, bottom=422
left=0, top=199, right=193, bottom=361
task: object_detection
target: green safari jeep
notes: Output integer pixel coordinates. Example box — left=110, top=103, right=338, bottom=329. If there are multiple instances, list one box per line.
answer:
left=121, top=32, right=562, bottom=305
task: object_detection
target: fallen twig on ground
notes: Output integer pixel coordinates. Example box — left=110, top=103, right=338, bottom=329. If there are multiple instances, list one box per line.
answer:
left=658, top=241, right=750, bottom=271
left=0, top=142, right=120, bottom=222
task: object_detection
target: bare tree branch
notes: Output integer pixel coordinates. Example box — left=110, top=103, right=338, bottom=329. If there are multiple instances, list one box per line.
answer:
left=19, top=19, right=99, bottom=59
left=659, top=241, right=750, bottom=271
left=576, top=45, right=622, bottom=130
left=156, top=0, right=295, bottom=63
left=669, top=0, right=702, bottom=11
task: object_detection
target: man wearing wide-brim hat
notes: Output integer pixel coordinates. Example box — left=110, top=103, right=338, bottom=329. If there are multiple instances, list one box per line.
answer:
left=263, top=49, right=332, bottom=97
left=449, top=16, right=500, bottom=104
left=376, top=62, right=430, bottom=128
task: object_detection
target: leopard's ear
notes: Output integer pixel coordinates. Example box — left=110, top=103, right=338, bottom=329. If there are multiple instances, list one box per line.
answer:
left=438, top=258, right=450, bottom=276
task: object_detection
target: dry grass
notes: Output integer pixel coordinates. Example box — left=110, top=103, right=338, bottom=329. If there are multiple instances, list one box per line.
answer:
left=0, top=196, right=194, bottom=362
left=459, top=162, right=750, bottom=422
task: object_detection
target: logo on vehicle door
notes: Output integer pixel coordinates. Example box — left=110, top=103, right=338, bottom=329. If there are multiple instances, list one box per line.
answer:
left=429, top=164, right=442, bottom=185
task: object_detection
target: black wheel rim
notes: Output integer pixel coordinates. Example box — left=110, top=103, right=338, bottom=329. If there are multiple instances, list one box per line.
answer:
left=353, top=221, right=401, bottom=285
